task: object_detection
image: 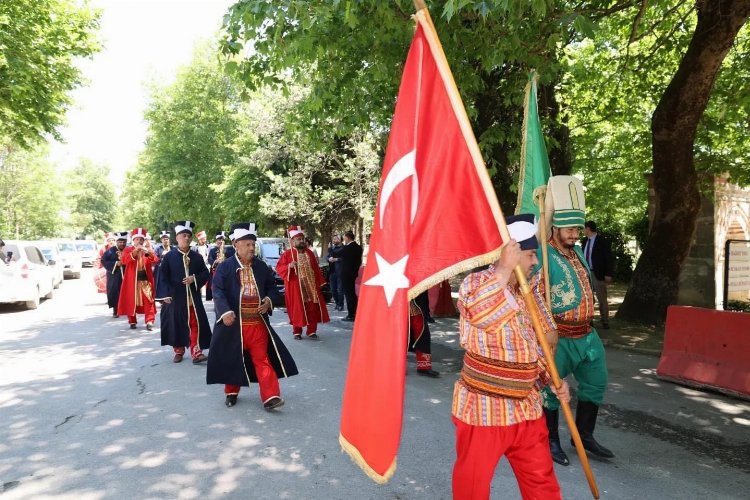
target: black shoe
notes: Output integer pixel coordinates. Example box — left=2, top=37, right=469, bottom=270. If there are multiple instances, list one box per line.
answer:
left=426, top=317, right=436, bottom=324
left=112, top=312, right=118, bottom=318
left=573, top=435, right=615, bottom=458
left=146, top=323, right=153, bottom=331
left=550, top=438, right=570, bottom=465
left=544, top=408, right=570, bottom=466
left=263, top=396, right=284, bottom=410
left=129, top=324, right=136, bottom=329
left=417, top=369, right=440, bottom=378
left=308, top=333, right=320, bottom=340
left=225, top=394, right=237, bottom=407
left=574, top=401, right=615, bottom=458
left=293, top=334, right=302, bottom=340
left=341, top=317, right=355, bottom=322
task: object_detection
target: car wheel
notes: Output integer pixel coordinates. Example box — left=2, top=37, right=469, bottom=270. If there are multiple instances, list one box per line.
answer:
left=54, top=281, right=61, bottom=289
left=74, top=272, right=81, bottom=279
left=45, top=288, right=54, bottom=300
left=25, top=292, right=40, bottom=310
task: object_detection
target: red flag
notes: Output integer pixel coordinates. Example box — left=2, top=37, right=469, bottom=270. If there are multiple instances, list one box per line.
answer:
left=339, top=21, right=505, bottom=482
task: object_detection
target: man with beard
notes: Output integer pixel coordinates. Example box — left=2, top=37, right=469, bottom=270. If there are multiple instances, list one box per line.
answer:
left=207, top=222, right=298, bottom=409
left=540, top=175, right=614, bottom=467
left=452, top=214, right=567, bottom=500
left=102, top=232, right=128, bottom=318
left=117, top=228, right=158, bottom=330
left=276, top=226, right=330, bottom=340
left=155, top=221, right=212, bottom=364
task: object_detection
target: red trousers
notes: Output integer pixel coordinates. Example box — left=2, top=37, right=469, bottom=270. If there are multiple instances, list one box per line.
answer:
left=173, top=307, right=203, bottom=359
left=292, top=301, right=321, bottom=336
left=452, top=416, right=561, bottom=500
left=127, top=298, right=156, bottom=325
left=225, top=323, right=280, bottom=403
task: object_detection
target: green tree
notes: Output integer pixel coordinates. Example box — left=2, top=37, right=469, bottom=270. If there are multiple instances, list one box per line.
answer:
left=618, top=0, right=750, bottom=323
left=120, top=44, right=244, bottom=234
left=219, top=0, right=581, bottom=213
left=0, top=0, right=101, bottom=146
left=0, top=141, right=63, bottom=239
left=65, top=159, right=117, bottom=237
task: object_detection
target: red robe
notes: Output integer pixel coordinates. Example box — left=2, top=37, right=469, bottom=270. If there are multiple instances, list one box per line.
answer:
left=276, top=247, right=330, bottom=328
left=117, top=246, right=158, bottom=317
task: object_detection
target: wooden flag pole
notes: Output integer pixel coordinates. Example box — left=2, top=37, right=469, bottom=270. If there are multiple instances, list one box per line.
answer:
left=413, top=1, right=599, bottom=498
left=536, top=189, right=552, bottom=310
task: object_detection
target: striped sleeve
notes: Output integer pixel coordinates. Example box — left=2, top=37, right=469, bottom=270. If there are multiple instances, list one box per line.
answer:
left=458, top=271, right=518, bottom=331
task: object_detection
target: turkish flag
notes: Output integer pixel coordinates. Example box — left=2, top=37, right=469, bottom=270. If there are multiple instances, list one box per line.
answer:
left=339, top=22, right=505, bottom=482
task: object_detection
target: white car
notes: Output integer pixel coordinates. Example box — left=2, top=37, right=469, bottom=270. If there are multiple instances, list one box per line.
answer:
left=55, top=240, right=83, bottom=279
left=0, top=240, right=55, bottom=309
left=75, top=240, right=99, bottom=267
left=35, top=241, right=65, bottom=289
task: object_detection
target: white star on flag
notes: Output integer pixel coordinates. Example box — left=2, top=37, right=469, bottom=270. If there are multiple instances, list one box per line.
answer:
left=363, top=253, right=410, bottom=306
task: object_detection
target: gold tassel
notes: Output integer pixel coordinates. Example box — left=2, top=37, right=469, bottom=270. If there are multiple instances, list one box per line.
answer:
left=339, top=434, right=397, bottom=484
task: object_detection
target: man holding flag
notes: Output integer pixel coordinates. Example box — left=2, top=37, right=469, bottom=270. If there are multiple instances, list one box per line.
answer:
left=339, top=4, right=507, bottom=483
left=453, top=214, right=568, bottom=500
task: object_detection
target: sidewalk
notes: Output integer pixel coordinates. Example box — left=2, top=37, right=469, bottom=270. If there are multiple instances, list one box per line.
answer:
left=593, top=282, right=665, bottom=356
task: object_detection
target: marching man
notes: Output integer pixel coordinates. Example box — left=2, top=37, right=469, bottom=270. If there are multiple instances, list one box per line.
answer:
left=117, top=228, right=158, bottom=330
left=207, top=222, right=298, bottom=409
left=276, top=225, right=330, bottom=340
left=155, top=221, right=212, bottom=364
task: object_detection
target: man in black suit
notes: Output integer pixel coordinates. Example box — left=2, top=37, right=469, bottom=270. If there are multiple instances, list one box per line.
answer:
left=339, top=230, right=363, bottom=321
left=583, top=221, right=615, bottom=329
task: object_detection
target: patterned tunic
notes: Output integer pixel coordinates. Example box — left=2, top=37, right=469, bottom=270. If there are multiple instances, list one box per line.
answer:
left=296, top=252, right=319, bottom=304
left=452, top=267, right=555, bottom=427
left=548, top=239, right=595, bottom=337
left=239, top=265, right=263, bottom=325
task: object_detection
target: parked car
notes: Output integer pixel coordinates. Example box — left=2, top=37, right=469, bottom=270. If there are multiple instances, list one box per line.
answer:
left=256, top=237, right=288, bottom=307
left=74, top=240, right=99, bottom=267
left=55, top=240, right=83, bottom=279
left=0, top=240, right=55, bottom=309
left=34, top=241, right=64, bottom=289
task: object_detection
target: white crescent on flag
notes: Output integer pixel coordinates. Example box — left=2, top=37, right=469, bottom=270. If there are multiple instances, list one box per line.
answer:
left=379, top=150, right=418, bottom=230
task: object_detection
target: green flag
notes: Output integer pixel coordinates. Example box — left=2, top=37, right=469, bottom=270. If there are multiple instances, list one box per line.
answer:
left=515, top=71, right=551, bottom=216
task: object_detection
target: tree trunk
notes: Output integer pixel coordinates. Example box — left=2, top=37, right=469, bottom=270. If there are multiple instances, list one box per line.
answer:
left=617, top=0, right=750, bottom=324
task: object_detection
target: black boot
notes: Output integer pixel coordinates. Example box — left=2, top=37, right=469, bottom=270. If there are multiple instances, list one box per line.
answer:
left=544, top=408, right=570, bottom=466
left=572, top=400, right=614, bottom=458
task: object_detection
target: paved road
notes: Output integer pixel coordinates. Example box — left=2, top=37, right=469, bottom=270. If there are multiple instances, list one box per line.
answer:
left=1, top=269, right=748, bottom=499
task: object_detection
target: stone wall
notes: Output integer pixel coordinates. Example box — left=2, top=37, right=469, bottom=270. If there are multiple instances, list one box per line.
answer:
left=675, top=177, right=750, bottom=309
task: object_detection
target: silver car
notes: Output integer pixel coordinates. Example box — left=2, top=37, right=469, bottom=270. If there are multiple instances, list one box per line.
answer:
left=74, top=240, right=98, bottom=267
left=55, top=240, right=83, bottom=279
left=35, top=241, right=65, bottom=289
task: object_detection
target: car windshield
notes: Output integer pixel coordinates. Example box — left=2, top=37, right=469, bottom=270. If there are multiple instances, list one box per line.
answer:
left=58, top=243, right=77, bottom=252
left=75, top=242, right=96, bottom=252
left=260, top=243, right=282, bottom=259
left=41, top=249, right=54, bottom=260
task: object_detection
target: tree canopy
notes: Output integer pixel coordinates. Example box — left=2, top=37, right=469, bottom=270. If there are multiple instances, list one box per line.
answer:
left=0, top=0, right=101, bottom=146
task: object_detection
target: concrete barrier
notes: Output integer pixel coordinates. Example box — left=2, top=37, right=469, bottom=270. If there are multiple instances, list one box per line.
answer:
left=657, top=305, right=750, bottom=399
